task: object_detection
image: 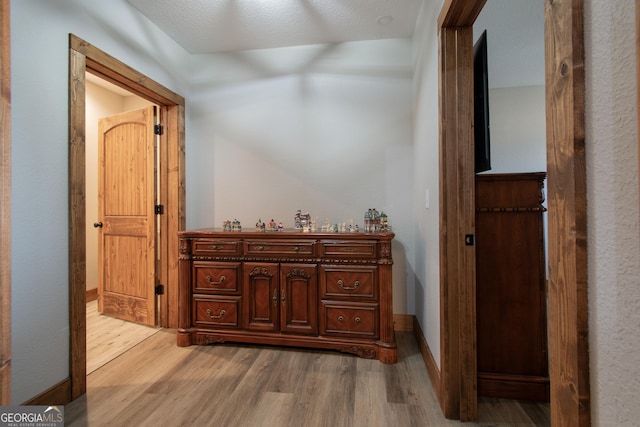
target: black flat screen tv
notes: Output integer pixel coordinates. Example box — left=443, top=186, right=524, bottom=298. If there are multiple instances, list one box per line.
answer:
left=474, top=30, right=491, bottom=173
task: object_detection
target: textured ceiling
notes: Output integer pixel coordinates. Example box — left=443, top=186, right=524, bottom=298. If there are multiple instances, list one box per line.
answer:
left=126, top=0, right=424, bottom=54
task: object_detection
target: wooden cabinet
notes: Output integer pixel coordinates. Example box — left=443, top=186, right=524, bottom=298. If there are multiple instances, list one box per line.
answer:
left=475, top=172, right=549, bottom=402
left=243, top=262, right=318, bottom=334
left=178, top=230, right=396, bottom=364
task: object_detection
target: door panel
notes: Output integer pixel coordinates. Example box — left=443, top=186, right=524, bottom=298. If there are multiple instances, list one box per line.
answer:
left=98, top=106, right=157, bottom=326
left=243, top=263, right=278, bottom=332
left=280, top=264, right=317, bottom=334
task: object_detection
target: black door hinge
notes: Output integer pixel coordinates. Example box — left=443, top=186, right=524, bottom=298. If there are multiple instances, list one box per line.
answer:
left=154, top=124, right=163, bottom=135
left=155, top=205, right=164, bottom=215
left=155, top=284, right=164, bottom=295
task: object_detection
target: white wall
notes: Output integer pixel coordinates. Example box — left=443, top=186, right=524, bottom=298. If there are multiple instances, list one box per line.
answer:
left=412, top=0, right=443, bottom=365
left=474, top=0, right=546, bottom=175
left=485, top=85, right=546, bottom=173
left=585, top=1, right=640, bottom=425
left=11, top=0, right=189, bottom=404
left=185, top=39, right=416, bottom=316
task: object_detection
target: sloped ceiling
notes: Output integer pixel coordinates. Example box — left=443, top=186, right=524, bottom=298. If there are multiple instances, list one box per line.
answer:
left=126, top=0, right=424, bottom=54
left=125, top=0, right=544, bottom=88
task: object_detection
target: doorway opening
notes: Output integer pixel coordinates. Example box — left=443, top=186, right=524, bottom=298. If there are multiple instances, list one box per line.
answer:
left=85, top=76, right=162, bottom=372
left=69, top=34, right=185, bottom=401
left=437, top=0, right=588, bottom=425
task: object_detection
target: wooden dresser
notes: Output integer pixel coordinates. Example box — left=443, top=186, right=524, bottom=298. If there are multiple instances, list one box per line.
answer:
left=476, top=172, right=549, bottom=402
left=177, top=229, right=397, bottom=364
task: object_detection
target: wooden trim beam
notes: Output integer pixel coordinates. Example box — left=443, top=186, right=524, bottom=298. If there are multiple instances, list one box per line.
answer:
left=69, top=35, right=184, bottom=107
left=68, top=47, right=87, bottom=401
left=438, top=0, right=486, bottom=28
left=0, top=0, right=10, bottom=406
left=544, top=1, right=590, bottom=425
left=637, top=0, right=640, bottom=211
left=438, top=1, right=482, bottom=421
left=166, top=103, right=186, bottom=329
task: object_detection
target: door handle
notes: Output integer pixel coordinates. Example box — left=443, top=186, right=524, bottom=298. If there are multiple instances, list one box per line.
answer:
left=93, top=222, right=103, bottom=228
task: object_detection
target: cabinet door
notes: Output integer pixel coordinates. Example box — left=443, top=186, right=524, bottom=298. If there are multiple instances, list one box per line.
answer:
left=280, top=264, right=318, bottom=335
left=243, top=263, right=279, bottom=332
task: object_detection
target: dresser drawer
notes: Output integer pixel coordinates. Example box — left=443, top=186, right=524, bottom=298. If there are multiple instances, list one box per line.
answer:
left=320, top=265, right=378, bottom=300
left=192, top=239, right=242, bottom=256
left=321, top=240, right=377, bottom=259
left=321, top=302, right=379, bottom=338
left=193, top=262, right=241, bottom=294
left=244, top=240, right=315, bottom=257
left=193, top=296, right=241, bottom=329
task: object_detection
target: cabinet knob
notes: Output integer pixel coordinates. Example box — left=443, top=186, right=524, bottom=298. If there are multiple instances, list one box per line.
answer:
left=355, top=317, right=361, bottom=324
left=338, top=315, right=344, bottom=322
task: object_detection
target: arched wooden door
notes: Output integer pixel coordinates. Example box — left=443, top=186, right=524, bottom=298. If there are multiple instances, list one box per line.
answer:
left=96, top=106, right=157, bottom=326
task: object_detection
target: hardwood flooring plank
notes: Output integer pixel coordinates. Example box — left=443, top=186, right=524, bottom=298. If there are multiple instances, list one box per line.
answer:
left=243, top=391, right=297, bottom=427
left=519, top=400, right=551, bottom=427
left=354, top=370, right=388, bottom=426
left=66, top=327, right=550, bottom=426
left=300, top=354, right=357, bottom=427
left=86, top=300, right=160, bottom=373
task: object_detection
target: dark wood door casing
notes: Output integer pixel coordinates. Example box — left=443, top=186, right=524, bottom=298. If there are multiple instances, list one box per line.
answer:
left=68, top=34, right=185, bottom=402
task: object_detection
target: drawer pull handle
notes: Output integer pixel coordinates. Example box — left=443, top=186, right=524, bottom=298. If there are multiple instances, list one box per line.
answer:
left=337, top=280, right=360, bottom=291
left=208, top=245, right=222, bottom=250
left=273, top=289, right=279, bottom=306
left=342, top=248, right=356, bottom=252
left=205, top=275, right=226, bottom=286
left=281, top=289, right=286, bottom=304
left=338, top=315, right=344, bottom=322
left=255, top=246, right=270, bottom=251
left=355, top=317, right=361, bottom=324
left=293, top=246, right=300, bottom=252
left=206, top=309, right=226, bottom=319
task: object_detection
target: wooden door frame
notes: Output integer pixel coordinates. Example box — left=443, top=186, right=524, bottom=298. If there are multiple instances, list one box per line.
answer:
left=637, top=0, right=640, bottom=209
left=0, top=0, right=10, bottom=406
left=437, top=0, right=589, bottom=425
left=68, top=34, right=185, bottom=400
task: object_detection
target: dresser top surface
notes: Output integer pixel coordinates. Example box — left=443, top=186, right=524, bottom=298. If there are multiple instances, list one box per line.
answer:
left=179, top=228, right=394, bottom=241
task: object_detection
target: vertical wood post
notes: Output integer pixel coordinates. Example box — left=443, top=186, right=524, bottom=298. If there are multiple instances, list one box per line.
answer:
left=438, top=24, right=477, bottom=422
left=69, top=47, right=88, bottom=400
left=0, top=0, right=11, bottom=406
left=437, top=0, right=486, bottom=420
left=544, top=0, right=590, bottom=425
left=637, top=0, right=640, bottom=213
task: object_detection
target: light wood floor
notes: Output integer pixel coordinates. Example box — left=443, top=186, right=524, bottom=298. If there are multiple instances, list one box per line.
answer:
left=86, top=300, right=161, bottom=374
left=69, top=306, right=550, bottom=426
